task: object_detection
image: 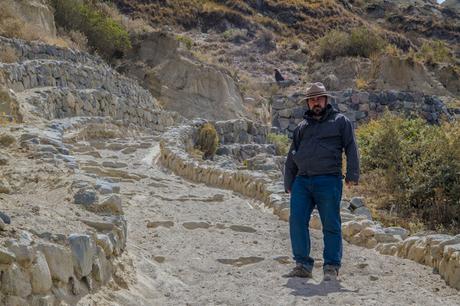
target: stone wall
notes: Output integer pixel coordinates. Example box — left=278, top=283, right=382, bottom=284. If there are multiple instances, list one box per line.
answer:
left=0, top=37, right=103, bottom=66
left=271, top=89, right=456, bottom=137
left=0, top=36, right=182, bottom=130
left=159, top=119, right=460, bottom=291
left=0, top=117, right=128, bottom=305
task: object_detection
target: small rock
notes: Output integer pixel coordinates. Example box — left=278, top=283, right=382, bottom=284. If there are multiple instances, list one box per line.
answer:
left=0, top=177, right=11, bottom=194
left=0, top=133, right=16, bottom=146
left=102, top=161, right=128, bottom=168
left=93, top=194, right=123, bottom=214
left=81, top=219, right=116, bottom=231
left=146, top=221, right=174, bottom=229
left=1, top=263, right=32, bottom=297
left=68, top=234, right=96, bottom=278
left=154, top=256, right=165, bottom=263
left=74, top=188, right=97, bottom=205
left=30, top=251, right=52, bottom=294
left=95, top=179, right=120, bottom=194
left=350, top=197, right=365, bottom=210
left=0, top=152, right=9, bottom=165
left=353, top=206, right=372, bottom=220
left=96, top=234, right=114, bottom=257
left=340, top=200, right=350, bottom=211
left=5, top=240, right=36, bottom=265
left=369, top=275, right=379, bottom=281
left=0, top=246, right=16, bottom=264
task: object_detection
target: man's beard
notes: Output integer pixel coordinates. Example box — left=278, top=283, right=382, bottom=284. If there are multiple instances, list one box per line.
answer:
left=310, top=105, right=327, bottom=116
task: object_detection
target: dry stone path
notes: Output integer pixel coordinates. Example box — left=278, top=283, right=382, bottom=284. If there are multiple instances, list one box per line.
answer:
left=77, top=136, right=459, bottom=306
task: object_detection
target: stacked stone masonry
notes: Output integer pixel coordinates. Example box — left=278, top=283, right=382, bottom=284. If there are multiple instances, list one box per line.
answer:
left=272, top=90, right=457, bottom=137
left=0, top=36, right=181, bottom=130
left=159, top=119, right=460, bottom=291
left=0, top=117, right=128, bottom=305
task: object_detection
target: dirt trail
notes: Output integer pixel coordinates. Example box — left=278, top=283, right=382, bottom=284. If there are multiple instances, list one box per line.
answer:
left=77, top=136, right=459, bottom=306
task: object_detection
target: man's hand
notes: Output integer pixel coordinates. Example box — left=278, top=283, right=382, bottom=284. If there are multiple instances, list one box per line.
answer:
left=345, top=180, right=358, bottom=187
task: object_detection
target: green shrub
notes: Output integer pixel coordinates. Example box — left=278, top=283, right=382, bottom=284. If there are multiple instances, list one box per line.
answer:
left=357, top=112, right=460, bottom=231
left=176, top=35, right=193, bottom=50
left=317, top=27, right=386, bottom=61
left=222, top=28, right=248, bottom=43
left=418, top=40, right=453, bottom=65
left=317, top=30, right=349, bottom=61
left=348, top=27, right=385, bottom=58
left=267, top=133, right=290, bottom=156
left=50, top=0, right=131, bottom=59
left=196, top=123, right=219, bottom=160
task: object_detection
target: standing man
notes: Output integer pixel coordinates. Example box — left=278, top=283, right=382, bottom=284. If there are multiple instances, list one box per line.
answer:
left=284, top=82, right=360, bottom=281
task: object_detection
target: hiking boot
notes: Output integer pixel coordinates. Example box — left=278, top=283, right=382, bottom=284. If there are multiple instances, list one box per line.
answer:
left=323, top=265, right=339, bottom=281
left=284, top=263, right=313, bottom=278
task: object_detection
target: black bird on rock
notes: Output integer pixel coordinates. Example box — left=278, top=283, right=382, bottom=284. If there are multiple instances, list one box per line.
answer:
left=274, top=69, right=295, bottom=87
left=274, top=69, right=285, bottom=82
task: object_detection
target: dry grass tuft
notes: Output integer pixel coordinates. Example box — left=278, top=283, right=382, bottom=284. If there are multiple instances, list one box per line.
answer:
left=0, top=46, right=18, bottom=63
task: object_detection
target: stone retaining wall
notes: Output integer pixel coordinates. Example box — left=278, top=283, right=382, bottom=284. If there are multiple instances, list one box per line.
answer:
left=0, top=36, right=104, bottom=66
left=272, top=89, right=456, bottom=137
left=0, top=36, right=182, bottom=130
left=159, top=119, right=460, bottom=291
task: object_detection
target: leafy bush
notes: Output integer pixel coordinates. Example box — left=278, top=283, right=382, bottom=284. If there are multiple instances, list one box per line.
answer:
left=176, top=35, right=193, bottom=50
left=348, top=27, right=385, bottom=58
left=267, top=133, right=290, bottom=155
left=357, top=112, right=460, bottom=231
left=255, top=30, right=276, bottom=52
left=196, top=123, right=219, bottom=160
left=317, top=30, right=349, bottom=61
left=50, top=0, right=131, bottom=59
left=418, top=40, right=453, bottom=65
left=317, top=27, right=386, bottom=61
left=222, top=28, right=248, bottom=43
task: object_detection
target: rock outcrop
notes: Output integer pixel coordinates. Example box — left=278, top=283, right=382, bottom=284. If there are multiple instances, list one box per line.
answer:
left=119, top=32, right=246, bottom=121
left=0, top=0, right=56, bottom=37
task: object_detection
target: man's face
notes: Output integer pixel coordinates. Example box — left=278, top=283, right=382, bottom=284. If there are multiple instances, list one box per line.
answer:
left=307, top=96, right=327, bottom=116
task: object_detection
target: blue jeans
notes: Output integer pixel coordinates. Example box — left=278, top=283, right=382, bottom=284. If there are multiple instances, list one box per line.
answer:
left=289, top=175, right=343, bottom=271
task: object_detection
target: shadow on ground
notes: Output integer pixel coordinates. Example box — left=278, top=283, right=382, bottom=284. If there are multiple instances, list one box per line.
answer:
left=284, top=278, right=358, bottom=297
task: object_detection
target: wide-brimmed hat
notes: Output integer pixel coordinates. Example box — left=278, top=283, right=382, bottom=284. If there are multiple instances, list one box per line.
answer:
left=302, top=82, right=334, bottom=102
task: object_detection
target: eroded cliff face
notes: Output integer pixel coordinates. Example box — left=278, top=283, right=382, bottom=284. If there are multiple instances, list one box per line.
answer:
left=118, top=32, right=246, bottom=121
left=443, top=0, right=460, bottom=12
left=0, top=0, right=56, bottom=37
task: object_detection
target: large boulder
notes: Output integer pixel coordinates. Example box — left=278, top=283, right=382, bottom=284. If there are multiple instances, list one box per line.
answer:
left=121, top=32, right=245, bottom=121
left=0, top=0, right=56, bottom=37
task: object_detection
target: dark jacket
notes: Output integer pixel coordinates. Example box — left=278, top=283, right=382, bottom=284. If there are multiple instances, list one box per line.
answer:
left=284, top=104, right=360, bottom=192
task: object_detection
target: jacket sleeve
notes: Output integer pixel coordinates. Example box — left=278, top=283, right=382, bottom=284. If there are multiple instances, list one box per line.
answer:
left=341, top=117, right=360, bottom=182
left=284, top=135, right=298, bottom=192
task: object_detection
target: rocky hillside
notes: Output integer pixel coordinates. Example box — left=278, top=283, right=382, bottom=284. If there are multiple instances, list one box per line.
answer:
left=113, top=0, right=459, bottom=124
